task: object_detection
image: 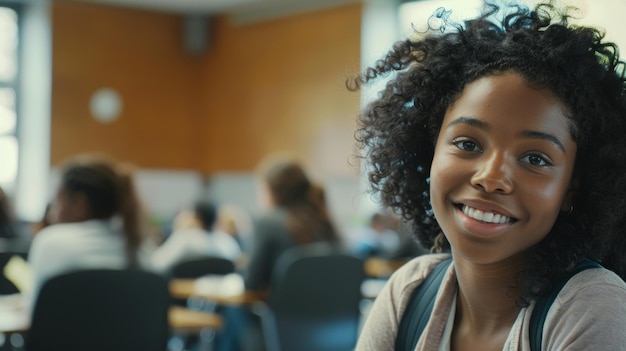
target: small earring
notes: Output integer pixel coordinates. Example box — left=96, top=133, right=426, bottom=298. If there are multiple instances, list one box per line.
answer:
left=567, top=205, right=574, bottom=214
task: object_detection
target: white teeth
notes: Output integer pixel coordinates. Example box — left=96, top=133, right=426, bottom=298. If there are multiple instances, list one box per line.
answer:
left=483, top=212, right=494, bottom=222
left=462, top=205, right=511, bottom=224
left=474, top=209, right=484, bottom=219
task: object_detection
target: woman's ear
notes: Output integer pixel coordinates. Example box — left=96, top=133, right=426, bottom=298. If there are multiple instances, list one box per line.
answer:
left=561, top=176, right=579, bottom=212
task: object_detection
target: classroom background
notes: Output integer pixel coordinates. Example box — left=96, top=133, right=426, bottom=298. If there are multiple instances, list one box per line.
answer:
left=0, top=0, right=622, bottom=239
left=0, top=0, right=624, bottom=350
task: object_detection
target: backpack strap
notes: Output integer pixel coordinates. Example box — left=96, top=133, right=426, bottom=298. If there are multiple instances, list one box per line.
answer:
left=395, top=258, right=452, bottom=351
left=529, top=258, right=603, bottom=351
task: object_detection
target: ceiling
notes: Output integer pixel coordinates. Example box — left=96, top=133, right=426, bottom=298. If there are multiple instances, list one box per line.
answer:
left=76, top=0, right=362, bottom=23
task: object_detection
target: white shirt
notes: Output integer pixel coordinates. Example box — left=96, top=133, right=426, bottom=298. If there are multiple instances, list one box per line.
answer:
left=150, top=228, right=241, bottom=273
left=27, top=219, right=129, bottom=308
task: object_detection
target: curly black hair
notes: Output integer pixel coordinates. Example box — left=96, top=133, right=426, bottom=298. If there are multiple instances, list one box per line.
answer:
left=352, top=1, right=626, bottom=305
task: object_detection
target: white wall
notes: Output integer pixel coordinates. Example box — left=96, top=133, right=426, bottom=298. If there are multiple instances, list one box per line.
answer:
left=15, top=0, right=52, bottom=222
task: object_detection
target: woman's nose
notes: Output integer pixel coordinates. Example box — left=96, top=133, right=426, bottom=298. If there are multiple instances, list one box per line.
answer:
left=470, top=152, right=514, bottom=194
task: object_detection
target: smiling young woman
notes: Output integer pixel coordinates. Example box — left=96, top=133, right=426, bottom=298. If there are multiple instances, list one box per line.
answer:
left=350, top=1, right=626, bottom=350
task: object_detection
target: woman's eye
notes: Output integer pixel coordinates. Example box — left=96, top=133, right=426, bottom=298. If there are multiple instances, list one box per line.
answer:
left=520, top=154, right=550, bottom=167
left=454, top=140, right=480, bottom=152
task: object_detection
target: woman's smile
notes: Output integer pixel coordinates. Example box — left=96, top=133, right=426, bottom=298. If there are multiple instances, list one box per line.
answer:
left=459, top=204, right=514, bottom=224
left=451, top=201, right=518, bottom=241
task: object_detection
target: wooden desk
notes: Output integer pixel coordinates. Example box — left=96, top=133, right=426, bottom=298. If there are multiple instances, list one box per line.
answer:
left=169, top=278, right=267, bottom=305
left=364, top=257, right=409, bottom=278
left=168, top=306, right=222, bottom=333
left=0, top=294, right=222, bottom=334
left=170, top=272, right=387, bottom=303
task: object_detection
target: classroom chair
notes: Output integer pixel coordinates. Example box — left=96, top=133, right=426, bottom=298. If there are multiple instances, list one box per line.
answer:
left=26, top=269, right=169, bottom=351
left=254, top=243, right=365, bottom=351
left=169, top=256, right=235, bottom=280
left=168, top=257, right=236, bottom=351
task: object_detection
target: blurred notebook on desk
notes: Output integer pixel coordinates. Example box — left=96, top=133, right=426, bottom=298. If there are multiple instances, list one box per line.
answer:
left=3, top=255, right=33, bottom=293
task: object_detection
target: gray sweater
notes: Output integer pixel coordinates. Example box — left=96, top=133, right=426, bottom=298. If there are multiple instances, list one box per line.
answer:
left=244, top=209, right=295, bottom=291
left=356, top=254, right=626, bottom=350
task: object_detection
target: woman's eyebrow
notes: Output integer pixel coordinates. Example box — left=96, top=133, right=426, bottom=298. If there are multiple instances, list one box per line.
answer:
left=519, top=130, right=565, bottom=152
left=446, top=116, right=488, bottom=129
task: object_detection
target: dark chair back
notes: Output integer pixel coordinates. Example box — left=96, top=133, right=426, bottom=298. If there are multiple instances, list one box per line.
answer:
left=262, top=243, right=365, bottom=351
left=169, top=256, right=235, bottom=279
left=26, top=269, right=169, bottom=351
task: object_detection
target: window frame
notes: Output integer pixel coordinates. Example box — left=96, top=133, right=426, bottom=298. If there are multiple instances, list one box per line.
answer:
left=0, top=2, right=22, bottom=193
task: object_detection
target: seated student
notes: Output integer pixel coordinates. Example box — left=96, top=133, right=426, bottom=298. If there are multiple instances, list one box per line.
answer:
left=214, top=204, right=254, bottom=269
left=0, top=186, right=19, bottom=238
left=150, top=201, right=242, bottom=274
left=27, top=154, right=148, bottom=306
left=215, top=204, right=254, bottom=251
left=354, top=211, right=401, bottom=259
left=214, top=156, right=342, bottom=351
left=244, top=156, right=341, bottom=291
left=387, top=219, right=429, bottom=260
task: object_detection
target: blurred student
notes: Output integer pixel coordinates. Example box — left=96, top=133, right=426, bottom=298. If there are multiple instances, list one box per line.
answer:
left=0, top=186, right=18, bottom=238
left=244, top=156, right=341, bottom=291
left=215, top=156, right=341, bottom=351
left=215, top=204, right=253, bottom=250
left=150, top=201, right=241, bottom=273
left=27, top=154, right=148, bottom=304
left=353, top=211, right=401, bottom=259
left=214, top=204, right=254, bottom=269
left=0, top=186, right=25, bottom=295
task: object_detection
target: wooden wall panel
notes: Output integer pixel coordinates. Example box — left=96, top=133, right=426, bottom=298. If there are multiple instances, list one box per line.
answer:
left=51, top=1, right=206, bottom=169
left=51, top=1, right=362, bottom=177
left=201, top=4, right=362, bottom=177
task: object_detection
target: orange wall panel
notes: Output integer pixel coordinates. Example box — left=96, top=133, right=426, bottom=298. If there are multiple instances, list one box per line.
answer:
left=202, top=4, right=362, bottom=176
left=51, top=1, right=362, bottom=176
left=51, top=1, right=206, bottom=169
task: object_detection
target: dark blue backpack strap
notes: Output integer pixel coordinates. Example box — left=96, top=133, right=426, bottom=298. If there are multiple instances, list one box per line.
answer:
left=395, top=258, right=452, bottom=351
left=529, top=258, right=603, bottom=351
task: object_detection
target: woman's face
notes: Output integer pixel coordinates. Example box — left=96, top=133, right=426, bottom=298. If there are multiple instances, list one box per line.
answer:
left=429, top=72, right=577, bottom=265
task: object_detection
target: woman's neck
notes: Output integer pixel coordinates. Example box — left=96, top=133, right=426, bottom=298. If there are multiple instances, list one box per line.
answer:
left=451, top=253, right=524, bottom=350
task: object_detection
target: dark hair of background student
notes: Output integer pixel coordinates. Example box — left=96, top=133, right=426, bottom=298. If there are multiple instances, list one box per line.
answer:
left=0, top=186, right=18, bottom=238
left=350, top=1, right=626, bottom=305
left=57, top=154, right=145, bottom=267
left=193, top=201, right=218, bottom=231
left=261, top=159, right=339, bottom=244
